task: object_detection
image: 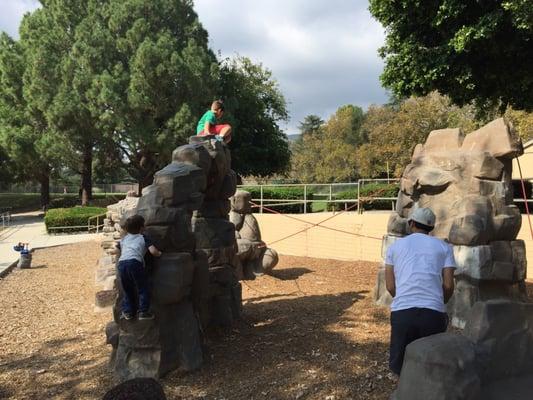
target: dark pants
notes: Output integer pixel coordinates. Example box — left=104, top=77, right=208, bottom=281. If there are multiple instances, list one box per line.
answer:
left=118, top=259, right=150, bottom=314
left=389, top=307, right=448, bottom=375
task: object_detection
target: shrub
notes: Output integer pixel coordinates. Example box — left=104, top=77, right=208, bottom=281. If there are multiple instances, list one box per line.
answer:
left=44, top=206, right=107, bottom=233
left=0, top=193, right=42, bottom=212
left=0, top=193, right=126, bottom=212
left=329, top=183, right=399, bottom=211
left=240, top=186, right=314, bottom=213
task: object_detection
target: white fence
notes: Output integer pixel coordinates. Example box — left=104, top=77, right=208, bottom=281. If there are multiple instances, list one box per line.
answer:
left=238, top=178, right=533, bottom=214
left=238, top=179, right=400, bottom=214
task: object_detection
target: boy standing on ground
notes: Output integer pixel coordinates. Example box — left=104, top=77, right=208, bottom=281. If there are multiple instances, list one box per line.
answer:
left=385, top=207, right=456, bottom=376
left=196, top=100, right=232, bottom=143
left=118, top=215, right=162, bottom=320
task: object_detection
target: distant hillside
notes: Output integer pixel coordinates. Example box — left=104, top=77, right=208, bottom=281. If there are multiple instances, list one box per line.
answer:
left=287, top=134, right=301, bottom=142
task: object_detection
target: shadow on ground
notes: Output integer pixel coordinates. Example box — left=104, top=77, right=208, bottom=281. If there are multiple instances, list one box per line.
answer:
left=0, top=329, right=113, bottom=399
left=270, top=267, right=314, bottom=281
left=164, top=289, right=393, bottom=400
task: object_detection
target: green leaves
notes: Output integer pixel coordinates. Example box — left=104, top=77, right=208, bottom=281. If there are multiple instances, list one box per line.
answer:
left=219, top=56, right=290, bottom=177
left=358, top=92, right=479, bottom=178
left=369, top=0, right=533, bottom=111
left=290, top=105, right=364, bottom=183
left=1, top=0, right=292, bottom=194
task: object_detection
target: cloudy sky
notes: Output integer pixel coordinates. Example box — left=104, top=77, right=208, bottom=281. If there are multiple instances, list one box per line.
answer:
left=0, top=0, right=389, bottom=135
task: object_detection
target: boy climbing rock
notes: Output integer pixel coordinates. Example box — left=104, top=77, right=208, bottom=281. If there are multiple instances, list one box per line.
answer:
left=118, top=215, right=162, bottom=320
left=196, top=100, right=232, bottom=143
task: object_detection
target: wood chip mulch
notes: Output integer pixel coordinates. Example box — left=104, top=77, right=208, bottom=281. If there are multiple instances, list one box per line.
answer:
left=7, top=240, right=524, bottom=399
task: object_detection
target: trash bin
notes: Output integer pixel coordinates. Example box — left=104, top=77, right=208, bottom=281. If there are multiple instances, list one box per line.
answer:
left=17, top=248, right=32, bottom=269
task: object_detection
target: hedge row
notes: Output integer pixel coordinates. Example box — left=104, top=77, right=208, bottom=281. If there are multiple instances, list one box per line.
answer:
left=44, top=206, right=107, bottom=233
left=239, top=183, right=399, bottom=213
left=329, top=183, right=399, bottom=211
left=240, top=187, right=313, bottom=213
left=0, top=193, right=126, bottom=212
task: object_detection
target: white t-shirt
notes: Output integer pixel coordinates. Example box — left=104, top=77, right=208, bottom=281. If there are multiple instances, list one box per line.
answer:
left=385, top=233, right=455, bottom=313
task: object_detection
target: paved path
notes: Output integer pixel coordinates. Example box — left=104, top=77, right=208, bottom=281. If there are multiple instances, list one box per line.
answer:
left=0, top=211, right=98, bottom=277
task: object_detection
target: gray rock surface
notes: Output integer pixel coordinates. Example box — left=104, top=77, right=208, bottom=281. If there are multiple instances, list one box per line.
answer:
left=394, top=300, right=533, bottom=400
left=374, top=118, right=527, bottom=328
left=230, top=190, right=279, bottom=278
left=395, top=333, right=481, bottom=400
left=188, top=135, right=242, bottom=327
left=463, top=300, right=533, bottom=383
left=101, top=135, right=243, bottom=380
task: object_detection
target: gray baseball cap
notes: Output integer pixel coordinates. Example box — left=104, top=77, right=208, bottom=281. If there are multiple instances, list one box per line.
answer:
left=408, top=207, right=436, bottom=227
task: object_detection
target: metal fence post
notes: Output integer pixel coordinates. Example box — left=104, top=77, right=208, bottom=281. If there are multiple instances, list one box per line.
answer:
left=357, top=180, right=361, bottom=213
left=329, top=184, right=332, bottom=213
left=304, top=185, right=307, bottom=214
left=260, top=185, right=263, bottom=214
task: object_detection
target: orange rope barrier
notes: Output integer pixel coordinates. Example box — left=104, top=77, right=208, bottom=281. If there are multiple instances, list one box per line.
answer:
left=250, top=201, right=383, bottom=247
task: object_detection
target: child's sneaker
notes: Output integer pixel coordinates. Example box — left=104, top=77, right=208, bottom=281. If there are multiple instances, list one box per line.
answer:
left=138, top=311, right=155, bottom=320
left=120, top=311, right=134, bottom=320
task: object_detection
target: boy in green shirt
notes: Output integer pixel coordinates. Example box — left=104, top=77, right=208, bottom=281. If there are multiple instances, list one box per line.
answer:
left=196, top=100, right=232, bottom=143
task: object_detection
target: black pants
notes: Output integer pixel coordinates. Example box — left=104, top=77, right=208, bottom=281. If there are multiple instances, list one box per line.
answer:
left=389, top=307, right=448, bottom=375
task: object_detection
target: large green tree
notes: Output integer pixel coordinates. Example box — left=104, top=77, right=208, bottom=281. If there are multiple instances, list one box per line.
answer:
left=218, top=56, right=291, bottom=177
left=2, top=0, right=291, bottom=196
left=369, top=0, right=533, bottom=112
left=0, top=32, right=62, bottom=206
left=358, top=92, right=479, bottom=178
left=298, top=114, right=324, bottom=137
left=19, top=0, right=100, bottom=205
left=326, top=104, right=365, bottom=146
left=80, top=0, right=218, bottom=193
left=290, top=105, right=361, bottom=183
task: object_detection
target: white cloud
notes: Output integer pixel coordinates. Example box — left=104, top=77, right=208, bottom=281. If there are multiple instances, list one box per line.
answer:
left=0, top=0, right=389, bottom=135
left=0, top=0, right=40, bottom=38
left=194, top=0, right=388, bottom=134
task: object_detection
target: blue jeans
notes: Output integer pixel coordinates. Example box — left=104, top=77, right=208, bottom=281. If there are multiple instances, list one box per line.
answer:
left=118, top=259, right=150, bottom=314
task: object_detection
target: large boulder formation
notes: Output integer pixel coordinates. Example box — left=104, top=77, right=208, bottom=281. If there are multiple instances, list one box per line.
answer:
left=107, top=151, right=207, bottom=381
left=230, top=190, right=279, bottom=279
left=392, top=300, right=533, bottom=400
left=186, top=135, right=242, bottom=327
left=103, top=135, right=243, bottom=381
left=373, top=118, right=527, bottom=327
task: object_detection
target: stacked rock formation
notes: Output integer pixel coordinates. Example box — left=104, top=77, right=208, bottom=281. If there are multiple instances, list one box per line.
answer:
left=107, top=145, right=208, bottom=380
left=230, top=189, right=279, bottom=279
left=187, top=135, right=242, bottom=327
left=374, top=118, right=527, bottom=328
left=103, top=135, right=243, bottom=380
left=95, top=194, right=139, bottom=311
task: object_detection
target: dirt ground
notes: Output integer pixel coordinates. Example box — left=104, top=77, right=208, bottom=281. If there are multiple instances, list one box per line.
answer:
left=3, top=241, right=528, bottom=400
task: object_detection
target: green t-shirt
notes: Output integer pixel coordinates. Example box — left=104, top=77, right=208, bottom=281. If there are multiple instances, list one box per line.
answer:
left=196, top=110, right=217, bottom=134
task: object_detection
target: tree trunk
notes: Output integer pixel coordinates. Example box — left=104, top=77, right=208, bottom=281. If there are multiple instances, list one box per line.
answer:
left=137, top=172, right=155, bottom=197
left=81, top=143, right=93, bottom=206
left=135, top=152, right=157, bottom=196
left=39, top=171, right=50, bottom=210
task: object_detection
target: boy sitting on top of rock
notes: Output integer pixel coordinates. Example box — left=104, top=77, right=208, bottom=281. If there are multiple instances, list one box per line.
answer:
left=196, top=100, right=232, bottom=143
left=118, top=215, right=162, bottom=321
